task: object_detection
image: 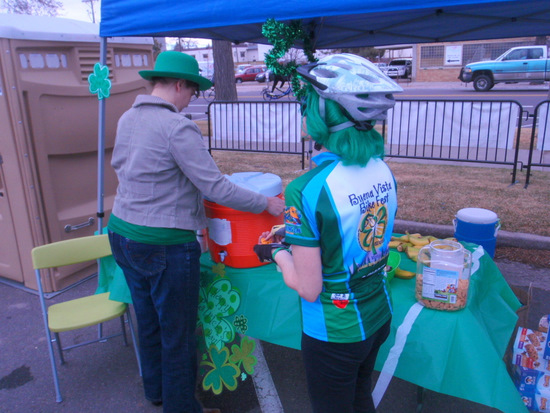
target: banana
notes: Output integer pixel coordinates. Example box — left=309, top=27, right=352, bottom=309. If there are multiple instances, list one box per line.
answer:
left=388, top=240, right=403, bottom=249
left=408, top=235, right=431, bottom=247
left=391, top=234, right=409, bottom=242
left=389, top=240, right=414, bottom=251
left=405, top=246, right=421, bottom=262
left=394, top=267, right=416, bottom=279
left=391, top=233, right=460, bottom=263
left=397, top=242, right=413, bottom=252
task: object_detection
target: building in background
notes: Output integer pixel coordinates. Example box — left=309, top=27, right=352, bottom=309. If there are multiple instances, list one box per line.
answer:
left=181, top=42, right=272, bottom=75
left=375, top=45, right=413, bottom=61
left=180, top=36, right=547, bottom=82
left=377, top=37, right=546, bottom=82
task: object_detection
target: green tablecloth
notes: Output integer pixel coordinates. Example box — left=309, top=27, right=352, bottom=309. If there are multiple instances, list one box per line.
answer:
left=97, top=244, right=526, bottom=412
left=372, top=244, right=526, bottom=413
left=97, top=253, right=302, bottom=349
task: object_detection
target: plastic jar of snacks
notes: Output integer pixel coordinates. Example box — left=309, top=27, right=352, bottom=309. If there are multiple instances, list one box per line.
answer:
left=415, top=240, right=472, bottom=311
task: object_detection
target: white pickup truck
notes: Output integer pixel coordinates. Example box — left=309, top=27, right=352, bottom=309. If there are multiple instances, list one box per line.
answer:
left=458, top=45, right=550, bottom=91
left=384, top=59, right=412, bottom=79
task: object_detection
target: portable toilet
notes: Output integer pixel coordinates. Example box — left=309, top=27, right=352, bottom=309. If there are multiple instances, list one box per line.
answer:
left=0, top=13, right=154, bottom=292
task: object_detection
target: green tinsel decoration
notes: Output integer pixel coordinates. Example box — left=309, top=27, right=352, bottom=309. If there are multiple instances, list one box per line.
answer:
left=261, top=19, right=318, bottom=101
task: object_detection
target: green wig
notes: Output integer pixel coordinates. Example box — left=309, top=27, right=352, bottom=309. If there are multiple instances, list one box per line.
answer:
left=303, top=84, right=385, bottom=167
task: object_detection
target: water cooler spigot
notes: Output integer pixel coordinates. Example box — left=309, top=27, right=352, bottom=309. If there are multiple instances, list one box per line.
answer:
left=218, top=251, right=227, bottom=262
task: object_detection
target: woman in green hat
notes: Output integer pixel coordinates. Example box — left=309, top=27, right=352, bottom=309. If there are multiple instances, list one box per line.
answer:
left=108, top=51, right=284, bottom=413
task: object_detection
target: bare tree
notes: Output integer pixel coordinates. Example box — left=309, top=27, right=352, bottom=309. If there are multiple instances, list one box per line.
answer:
left=173, top=38, right=199, bottom=51
left=3, top=0, right=63, bottom=16
left=212, top=40, right=237, bottom=101
left=340, top=46, right=386, bottom=61
left=153, top=38, right=164, bottom=59
left=81, top=0, right=98, bottom=23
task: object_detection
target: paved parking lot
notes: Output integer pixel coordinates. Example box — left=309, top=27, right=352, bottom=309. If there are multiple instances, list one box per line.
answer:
left=1, top=244, right=549, bottom=412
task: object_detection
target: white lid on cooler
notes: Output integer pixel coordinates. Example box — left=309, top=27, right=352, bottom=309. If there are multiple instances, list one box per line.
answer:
left=225, top=172, right=282, bottom=197
left=456, top=208, right=498, bottom=224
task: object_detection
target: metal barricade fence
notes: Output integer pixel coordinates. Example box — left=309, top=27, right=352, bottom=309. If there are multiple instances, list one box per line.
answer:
left=384, top=99, right=523, bottom=184
left=207, top=100, right=305, bottom=169
left=525, top=100, right=550, bottom=188
left=206, top=99, right=547, bottom=187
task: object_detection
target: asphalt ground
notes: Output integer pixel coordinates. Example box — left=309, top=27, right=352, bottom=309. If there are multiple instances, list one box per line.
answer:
left=1, top=223, right=549, bottom=413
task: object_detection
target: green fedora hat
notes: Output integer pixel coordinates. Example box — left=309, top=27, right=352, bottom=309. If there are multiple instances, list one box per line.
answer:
left=139, top=51, right=212, bottom=91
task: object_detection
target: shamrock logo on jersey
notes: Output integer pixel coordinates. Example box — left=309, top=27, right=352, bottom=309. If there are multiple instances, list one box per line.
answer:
left=357, top=204, right=387, bottom=254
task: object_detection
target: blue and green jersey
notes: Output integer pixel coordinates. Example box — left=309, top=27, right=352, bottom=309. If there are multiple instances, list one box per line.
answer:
left=284, top=152, right=397, bottom=343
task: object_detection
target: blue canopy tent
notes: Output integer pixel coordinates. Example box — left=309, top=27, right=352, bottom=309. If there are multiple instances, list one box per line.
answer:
left=95, top=2, right=549, bottom=409
left=100, top=0, right=550, bottom=47
left=94, top=0, right=550, bottom=230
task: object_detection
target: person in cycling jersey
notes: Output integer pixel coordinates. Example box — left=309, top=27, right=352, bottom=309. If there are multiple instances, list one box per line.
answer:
left=255, top=54, right=403, bottom=413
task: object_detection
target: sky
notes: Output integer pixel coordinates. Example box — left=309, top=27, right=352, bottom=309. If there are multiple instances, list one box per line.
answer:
left=57, top=0, right=211, bottom=47
left=58, top=0, right=97, bottom=23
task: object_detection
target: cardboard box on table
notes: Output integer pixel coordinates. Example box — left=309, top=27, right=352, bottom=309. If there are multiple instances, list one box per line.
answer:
left=512, top=366, right=550, bottom=412
left=511, top=315, right=550, bottom=412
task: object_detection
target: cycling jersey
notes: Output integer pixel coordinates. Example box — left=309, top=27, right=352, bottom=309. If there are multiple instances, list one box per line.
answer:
left=284, top=151, right=397, bottom=343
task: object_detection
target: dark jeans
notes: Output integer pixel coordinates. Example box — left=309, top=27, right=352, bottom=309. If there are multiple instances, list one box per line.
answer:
left=108, top=231, right=202, bottom=413
left=301, top=319, right=391, bottom=413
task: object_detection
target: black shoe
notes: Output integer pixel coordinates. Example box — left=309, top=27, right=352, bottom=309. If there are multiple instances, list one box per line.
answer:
left=146, top=397, right=163, bottom=407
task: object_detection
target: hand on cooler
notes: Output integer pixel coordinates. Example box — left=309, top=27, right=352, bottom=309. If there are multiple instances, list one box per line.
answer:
left=265, top=196, right=285, bottom=216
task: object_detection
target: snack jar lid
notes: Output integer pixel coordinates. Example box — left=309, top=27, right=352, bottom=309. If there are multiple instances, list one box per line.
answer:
left=226, top=172, right=282, bottom=197
left=456, top=208, right=498, bottom=224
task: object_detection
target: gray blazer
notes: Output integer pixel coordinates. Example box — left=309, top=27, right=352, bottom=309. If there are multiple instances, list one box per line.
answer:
left=111, top=95, right=267, bottom=230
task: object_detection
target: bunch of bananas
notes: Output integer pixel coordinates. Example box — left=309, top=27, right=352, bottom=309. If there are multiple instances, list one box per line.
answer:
left=389, top=232, right=458, bottom=279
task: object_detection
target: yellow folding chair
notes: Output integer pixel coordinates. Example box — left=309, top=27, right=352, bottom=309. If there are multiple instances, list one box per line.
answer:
left=31, top=234, right=140, bottom=402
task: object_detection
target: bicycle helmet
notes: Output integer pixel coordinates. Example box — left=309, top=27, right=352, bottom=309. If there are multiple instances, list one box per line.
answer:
left=297, top=53, right=403, bottom=125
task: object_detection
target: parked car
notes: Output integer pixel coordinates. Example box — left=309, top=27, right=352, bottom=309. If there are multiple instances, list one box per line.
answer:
left=235, top=64, right=252, bottom=73
left=385, top=59, right=412, bottom=78
left=235, top=65, right=266, bottom=83
left=374, top=62, right=388, bottom=72
left=458, top=45, right=550, bottom=91
left=255, top=70, right=274, bottom=83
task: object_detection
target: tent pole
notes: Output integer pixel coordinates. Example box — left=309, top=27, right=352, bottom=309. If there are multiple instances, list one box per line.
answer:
left=97, top=37, right=107, bottom=235
left=96, top=37, right=108, bottom=340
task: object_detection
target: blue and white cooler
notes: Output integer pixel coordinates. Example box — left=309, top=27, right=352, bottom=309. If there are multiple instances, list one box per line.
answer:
left=453, top=208, right=501, bottom=258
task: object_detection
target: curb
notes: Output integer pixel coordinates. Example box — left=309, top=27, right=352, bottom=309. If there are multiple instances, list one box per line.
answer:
left=394, top=219, right=550, bottom=251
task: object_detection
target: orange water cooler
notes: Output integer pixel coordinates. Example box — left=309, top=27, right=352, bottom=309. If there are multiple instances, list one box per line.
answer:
left=204, top=172, right=284, bottom=268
